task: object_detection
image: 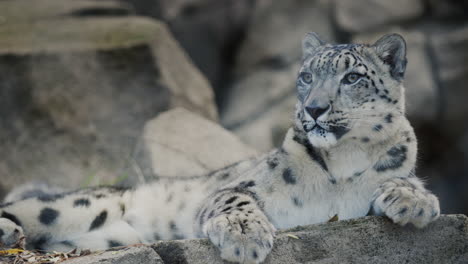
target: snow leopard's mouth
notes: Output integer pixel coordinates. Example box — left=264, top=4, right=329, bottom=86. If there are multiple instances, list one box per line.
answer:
left=303, top=123, right=327, bottom=133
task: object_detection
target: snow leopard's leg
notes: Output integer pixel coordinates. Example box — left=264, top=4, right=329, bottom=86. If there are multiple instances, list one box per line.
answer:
left=0, top=186, right=139, bottom=251
left=196, top=188, right=276, bottom=264
left=371, top=177, right=440, bottom=228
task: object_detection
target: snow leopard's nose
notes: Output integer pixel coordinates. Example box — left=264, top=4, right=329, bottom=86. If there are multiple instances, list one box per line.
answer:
left=305, top=104, right=330, bottom=120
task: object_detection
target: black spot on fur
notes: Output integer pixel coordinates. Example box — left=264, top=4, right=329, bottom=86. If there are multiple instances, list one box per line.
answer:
left=169, top=220, right=177, bottom=231
left=374, top=145, right=408, bottom=172
left=208, top=210, right=215, bottom=219
left=418, top=209, right=424, bottom=217
left=292, top=197, right=303, bottom=207
left=198, top=208, right=207, bottom=226
left=1, top=211, right=22, bottom=227
left=89, top=210, right=107, bottom=231
left=292, top=129, right=328, bottom=172
left=108, top=240, right=123, bottom=248
left=398, top=207, right=408, bottom=215
left=0, top=228, right=4, bottom=237
left=221, top=206, right=232, bottom=213
left=266, top=157, right=279, bottom=169
left=373, top=124, right=383, bottom=132
left=39, top=208, right=59, bottom=225
left=253, top=250, right=258, bottom=259
left=383, top=195, right=394, bottom=203
left=282, top=168, right=296, bottom=184
left=94, top=194, right=106, bottom=199
left=37, top=193, right=64, bottom=202
left=73, top=198, right=90, bottom=207
left=235, top=248, right=241, bottom=256
left=385, top=113, right=393, bottom=123
left=354, top=171, right=363, bottom=177
left=236, top=201, right=250, bottom=207
left=329, top=125, right=350, bottom=140
left=361, top=137, right=370, bottom=143
left=120, top=203, right=126, bottom=215
left=237, top=180, right=256, bottom=189
left=30, top=235, right=49, bottom=250
left=225, top=196, right=238, bottom=205
left=218, top=173, right=230, bottom=180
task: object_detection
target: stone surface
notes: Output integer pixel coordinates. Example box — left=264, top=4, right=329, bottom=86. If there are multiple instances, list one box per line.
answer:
left=235, top=0, right=335, bottom=76
left=334, top=0, right=425, bottom=33
left=135, top=108, right=258, bottom=179
left=122, top=0, right=255, bottom=89
left=150, top=215, right=468, bottom=263
left=0, top=0, right=217, bottom=198
left=222, top=66, right=299, bottom=151
left=63, top=245, right=163, bottom=264
left=354, top=28, right=439, bottom=125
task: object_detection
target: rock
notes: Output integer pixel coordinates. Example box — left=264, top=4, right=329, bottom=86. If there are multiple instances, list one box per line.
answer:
left=135, top=108, right=258, bottom=179
left=221, top=66, right=299, bottom=151
left=353, top=28, right=439, bottom=125
left=427, top=0, right=468, bottom=18
left=150, top=215, right=468, bottom=263
left=122, top=0, right=255, bottom=89
left=63, top=245, right=163, bottom=264
left=0, top=0, right=217, bottom=197
left=221, top=0, right=335, bottom=151
left=429, top=23, right=468, bottom=138
left=235, top=0, right=335, bottom=76
left=0, top=0, right=134, bottom=23
left=334, top=0, right=425, bottom=33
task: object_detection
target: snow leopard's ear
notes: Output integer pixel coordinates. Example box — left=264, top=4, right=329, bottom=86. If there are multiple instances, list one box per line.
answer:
left=372, top=33, right=407, bottom=81
left=302, top=32, right=325, bottom=59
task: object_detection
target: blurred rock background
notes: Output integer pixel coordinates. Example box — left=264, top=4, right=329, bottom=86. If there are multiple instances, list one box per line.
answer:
left=0, top=0, right=467, bottom=215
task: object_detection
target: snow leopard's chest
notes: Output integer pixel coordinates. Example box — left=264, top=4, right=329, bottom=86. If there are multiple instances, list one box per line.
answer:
left=263, top=177, right=377, bottom=229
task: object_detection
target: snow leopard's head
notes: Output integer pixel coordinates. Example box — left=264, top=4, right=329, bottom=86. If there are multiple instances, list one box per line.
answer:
left=294, top=33, right=408, bottom=149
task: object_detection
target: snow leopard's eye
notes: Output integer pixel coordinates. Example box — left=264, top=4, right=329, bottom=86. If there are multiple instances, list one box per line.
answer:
left=343, top=73, right=362, bottom=85
left=299, top=72, right=313, bottom=84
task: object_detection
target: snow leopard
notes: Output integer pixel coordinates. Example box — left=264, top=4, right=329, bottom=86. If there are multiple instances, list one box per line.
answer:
left=0, top=33, right=440, bottom=264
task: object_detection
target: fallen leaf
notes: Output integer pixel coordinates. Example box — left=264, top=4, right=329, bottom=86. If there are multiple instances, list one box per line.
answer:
left=328, top=214, right=339, bottom=222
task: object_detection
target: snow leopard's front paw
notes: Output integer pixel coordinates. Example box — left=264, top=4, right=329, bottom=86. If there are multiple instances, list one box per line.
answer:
left=0, top=218, right=25, bottom=248
left=203, top=209, right=276, bottom=264
left=373, top=181, right=440, bottom=228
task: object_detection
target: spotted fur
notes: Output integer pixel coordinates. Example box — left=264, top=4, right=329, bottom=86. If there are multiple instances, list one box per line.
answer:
left=0, top=33, right=439, bottom=264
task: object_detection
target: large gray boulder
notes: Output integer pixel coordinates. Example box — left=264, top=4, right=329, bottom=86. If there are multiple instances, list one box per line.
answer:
left=135, top=108, right=258, bottom=180
left=0, top=0, right=217, bottom=197
left=120, top=0, right=255, bottom=88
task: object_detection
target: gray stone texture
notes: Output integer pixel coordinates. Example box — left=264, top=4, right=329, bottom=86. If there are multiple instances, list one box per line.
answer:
left=135, top=108, right=258, bottom=180
left=0, top=0, right=217, bottom=197
left=334, top=0, right=425, bottom=33
left=65, top=215, right=468, bottom=263
left=63, top=245, right=164, bottom=264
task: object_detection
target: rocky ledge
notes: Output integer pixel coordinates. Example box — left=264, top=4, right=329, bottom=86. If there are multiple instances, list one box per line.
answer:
left=61, top=214, right=468, bottom=264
